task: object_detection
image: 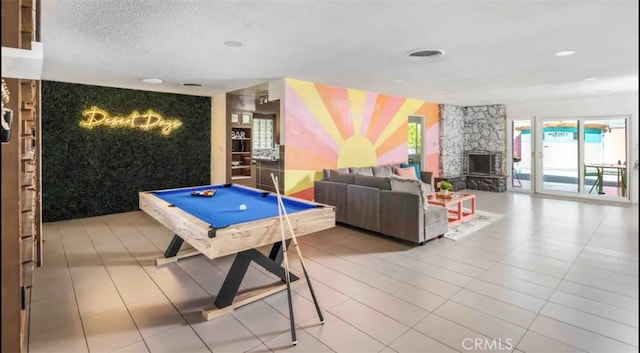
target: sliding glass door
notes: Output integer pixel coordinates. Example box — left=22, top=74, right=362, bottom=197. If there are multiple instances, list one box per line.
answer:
left=582, top=117, right=628, bottom=197
left=534, top=116, right=629, bottom=200
left=540, top=119, right=580, bottom=193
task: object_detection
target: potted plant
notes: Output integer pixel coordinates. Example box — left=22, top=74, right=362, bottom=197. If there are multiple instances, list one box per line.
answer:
left=439, top=181, right=453, bottom=195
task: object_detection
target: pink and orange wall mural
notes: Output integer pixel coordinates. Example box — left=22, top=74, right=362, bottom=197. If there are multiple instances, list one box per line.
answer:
left=283, top=78, right=440, bottom=200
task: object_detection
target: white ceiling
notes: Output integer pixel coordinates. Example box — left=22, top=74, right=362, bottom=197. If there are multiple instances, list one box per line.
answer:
left=40, top=0, right=639, bottom=106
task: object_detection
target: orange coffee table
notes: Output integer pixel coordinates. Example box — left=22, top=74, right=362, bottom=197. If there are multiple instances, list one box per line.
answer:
left=426, top=192, right=476, bottom=226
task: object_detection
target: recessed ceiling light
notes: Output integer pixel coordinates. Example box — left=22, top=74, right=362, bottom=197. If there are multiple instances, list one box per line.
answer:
left=141, top=78, right=163, bottom=84
left=180, top=82, right=203, bottom=87
left=224, top=40, right=243, bottom=47
left=407, top=49, right=446, bottom=58
left=555, top=50, right=575, bottom=57
left=444, top=91, right=452, bottom=95
left=392, top=79, right=404, bottom=83
left=583, top=77, right=598, bottom=82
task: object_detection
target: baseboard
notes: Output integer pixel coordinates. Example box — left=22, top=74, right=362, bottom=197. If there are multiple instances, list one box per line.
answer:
left=530, top=192, right=632, bottom=207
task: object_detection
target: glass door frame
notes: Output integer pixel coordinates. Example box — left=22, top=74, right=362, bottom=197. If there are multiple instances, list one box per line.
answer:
left=535, top=117, right=582, bottom=195
left=507, top=118, right=534, bottom=193
left=533, top=115, right=631, bottom=201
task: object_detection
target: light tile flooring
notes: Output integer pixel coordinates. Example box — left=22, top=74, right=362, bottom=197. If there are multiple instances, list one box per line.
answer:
left=28, top=191, right=638, bottom=353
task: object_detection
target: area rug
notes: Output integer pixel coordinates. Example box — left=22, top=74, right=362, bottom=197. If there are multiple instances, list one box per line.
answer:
left=443, top=210, right=505, bottom=241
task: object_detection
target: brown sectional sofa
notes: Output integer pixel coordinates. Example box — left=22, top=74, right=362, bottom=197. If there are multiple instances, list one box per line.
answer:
left=314, top=165, right=449, bottom=245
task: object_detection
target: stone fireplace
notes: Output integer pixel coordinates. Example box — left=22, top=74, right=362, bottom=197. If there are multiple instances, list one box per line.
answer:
left=439, top=104, right=508, bottom=192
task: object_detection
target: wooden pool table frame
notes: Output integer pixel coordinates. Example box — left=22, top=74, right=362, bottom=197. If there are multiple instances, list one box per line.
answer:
left=139, top=184, right=336, bottom=320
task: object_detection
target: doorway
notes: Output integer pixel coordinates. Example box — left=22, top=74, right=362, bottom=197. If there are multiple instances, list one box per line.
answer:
left=408, top=116, right=423, bottom=165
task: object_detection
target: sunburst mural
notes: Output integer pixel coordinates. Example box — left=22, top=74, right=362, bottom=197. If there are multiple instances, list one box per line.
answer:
left=284, top=78, right=440, bottom=200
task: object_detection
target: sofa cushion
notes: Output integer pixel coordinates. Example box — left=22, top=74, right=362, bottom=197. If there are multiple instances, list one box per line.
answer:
left=395, top=166, right=418, bottom=179
left=314, top=180, right=348, bottom=223
left=355, top=175, right=391, bottom=190
left=400, top=163, right=421, bottom=180
left=329, top=170, right=356, bottom=184
left=389, top=175, right=430, bottom=209
left=372, top=165, right=394, bottom=177
left=324, top=167, right=353, bottom=180
left=349, top=166, right=374, bottom=176
left=425, top=206, right=447, bottom=226
left=420, top=181, right=433, bottom=194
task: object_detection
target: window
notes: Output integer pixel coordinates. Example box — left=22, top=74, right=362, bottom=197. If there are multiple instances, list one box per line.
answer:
left=253, top=117, right=274, bottom=150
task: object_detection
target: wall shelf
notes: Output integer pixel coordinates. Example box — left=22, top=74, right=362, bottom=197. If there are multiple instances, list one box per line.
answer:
left=229, top=111, right=254, bottom=186
left=20, top=152, right=34, bottom=161
left=21, top=174, right=33, bottom=187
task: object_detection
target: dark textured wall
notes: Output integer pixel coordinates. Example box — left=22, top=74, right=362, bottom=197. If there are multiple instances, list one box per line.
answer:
left=41, top=81, right=211, bottom=221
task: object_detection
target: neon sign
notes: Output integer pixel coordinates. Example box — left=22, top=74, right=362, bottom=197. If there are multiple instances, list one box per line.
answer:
left=79, top=106, right=183, bottom=135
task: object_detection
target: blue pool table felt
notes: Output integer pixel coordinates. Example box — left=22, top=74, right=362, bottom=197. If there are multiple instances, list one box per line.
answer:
left=152, top=185, right=316, bottom=228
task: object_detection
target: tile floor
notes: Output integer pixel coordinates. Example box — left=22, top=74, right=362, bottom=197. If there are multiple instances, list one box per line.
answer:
left=28, top=190, right=638, bottom=353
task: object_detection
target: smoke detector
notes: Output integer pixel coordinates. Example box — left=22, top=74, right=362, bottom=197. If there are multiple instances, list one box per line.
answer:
left=407, top=49, right=446, bottom=58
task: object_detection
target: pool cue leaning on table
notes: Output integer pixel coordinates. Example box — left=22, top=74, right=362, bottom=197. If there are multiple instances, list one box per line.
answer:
left=270, top=173, right=325, bottom=325
left=271, top=174, right=297, bottom=345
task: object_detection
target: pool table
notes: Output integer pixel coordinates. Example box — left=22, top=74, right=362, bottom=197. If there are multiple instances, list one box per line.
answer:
left=139, top=183, right=335, bottom=320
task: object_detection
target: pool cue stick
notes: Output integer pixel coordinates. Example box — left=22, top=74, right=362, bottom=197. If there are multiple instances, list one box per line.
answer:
left=271, top=175, right=325, bottom=324
left=271, top=173, right=297, bottom=345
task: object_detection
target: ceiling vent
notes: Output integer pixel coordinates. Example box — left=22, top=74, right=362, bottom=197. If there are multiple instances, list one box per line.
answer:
left=407, top=49, right=446, bottom=58
left=180, top=82, right=203, bottom=87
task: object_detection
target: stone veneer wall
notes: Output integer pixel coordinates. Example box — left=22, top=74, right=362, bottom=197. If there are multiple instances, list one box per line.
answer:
left=463, top=104, right=507, bottom=175
left=439, top=104, right=465, bottom=177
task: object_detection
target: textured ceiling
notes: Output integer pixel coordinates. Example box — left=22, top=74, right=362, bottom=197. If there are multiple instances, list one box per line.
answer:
left=40, top=0, right=639, bottom=105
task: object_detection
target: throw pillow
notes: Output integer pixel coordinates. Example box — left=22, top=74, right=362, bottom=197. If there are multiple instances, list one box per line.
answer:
left=395, top=166, right=418, bottom=179
left=400, top=163, right=421, bottom=180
